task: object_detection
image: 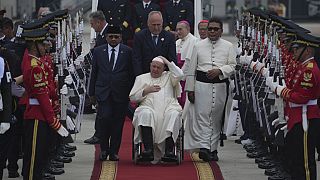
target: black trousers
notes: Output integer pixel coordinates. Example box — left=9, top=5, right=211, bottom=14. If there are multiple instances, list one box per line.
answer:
left=0, top=123, right=13, bottom=177
left=284, top=119, right=320, bottom=180
left=98, top=96, right=128, bottom=155
left=93, top=115, right=101, bottom=138
left=23, top=120, right=50, bottom=180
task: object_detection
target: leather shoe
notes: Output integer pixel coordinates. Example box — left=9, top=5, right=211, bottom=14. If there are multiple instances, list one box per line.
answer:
left=99, top=151, right=108, bottom=161
left=45, top=166, right=64, bottom=175
left=42, top=173, right=55, bottom=180
left=54, top=155, right=72, bottom=163
left=109, top=154, right=119, bottom=161
left=57, top=149, right=75, bottom=157
left=140, top=149, right=154, bottom=161
left=8, top=171, right=20, bottom=178
left=61, top=144, right=77, bottom=152
left=199, top=148, right=211, bottom=162
left=318, top=154, right=320, bottom=161
left=84, top=136, right=100, bottom=144
left=51, top=160, right=64, bottom=168
left=210, top=150, right=219, bottom=161
left=162, top=151, right=177, bottom=162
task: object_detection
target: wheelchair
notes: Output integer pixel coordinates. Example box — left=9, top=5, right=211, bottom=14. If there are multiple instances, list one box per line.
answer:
left=132, top=119, right=184, bottom=165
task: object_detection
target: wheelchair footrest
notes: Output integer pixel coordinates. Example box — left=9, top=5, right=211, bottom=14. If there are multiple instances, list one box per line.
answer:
left=137, top=155, right=154, bottom=162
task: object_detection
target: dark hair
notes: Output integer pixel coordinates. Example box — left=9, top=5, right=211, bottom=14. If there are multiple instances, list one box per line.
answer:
left=208, top=17, right=223, bottom=29
left=2, top=17, right=13, bottom=29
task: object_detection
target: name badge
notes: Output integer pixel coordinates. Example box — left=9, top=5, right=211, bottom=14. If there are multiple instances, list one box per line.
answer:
left=6, top=72, right=12, bottom=83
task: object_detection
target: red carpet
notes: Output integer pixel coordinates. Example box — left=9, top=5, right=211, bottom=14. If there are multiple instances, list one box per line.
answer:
left=91, top=118, right=224, bottom=180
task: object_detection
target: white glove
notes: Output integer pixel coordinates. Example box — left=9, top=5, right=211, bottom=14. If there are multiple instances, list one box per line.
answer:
left=66, top=116, right=75, bottom=131
left=265, top=77, right=274, bottom=88
left=60, top=84, right=68, bottom=95
left=261, top=67, right=269, bottom=77
left=54, top=74, right=58, bottom=82
left=272, top=118, right=280, bottom=126
left=0, top=123, right=10, bottom=134
left=64, top=75, right=73, bottom=85
left=67, top=64, right=76, bottom=73
left=254, top=62, right=265, bottom=72
left=239, top=54, right=247, bottom=65
left=276, top=79, right=286, bottom=96
left=57, top=126, right=69, bottom=137
left=246, top=53, right=253, bottom=63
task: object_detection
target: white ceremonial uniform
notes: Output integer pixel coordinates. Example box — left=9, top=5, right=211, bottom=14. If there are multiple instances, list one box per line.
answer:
left=130, top=62, right=184, bottom=159
left=184, top=38, right=236, bottom=151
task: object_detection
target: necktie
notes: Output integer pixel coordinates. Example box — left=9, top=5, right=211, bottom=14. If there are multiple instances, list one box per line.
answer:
left=109, top=48, right=115, bottom=71
left=145, top=3, right=149, bottom=9
left=174, top=1, right=178, bottom=6
left=152, top=35, right=158, bottom=45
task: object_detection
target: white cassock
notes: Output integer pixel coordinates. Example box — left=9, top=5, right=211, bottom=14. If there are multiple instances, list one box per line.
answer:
left=184, top=38, right=236, bottom=151
left=130, top=62, right=184, bottom=159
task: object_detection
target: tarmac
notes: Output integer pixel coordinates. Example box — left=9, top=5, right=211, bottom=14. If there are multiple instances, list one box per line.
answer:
left=2, top=21, right=320, bottom=180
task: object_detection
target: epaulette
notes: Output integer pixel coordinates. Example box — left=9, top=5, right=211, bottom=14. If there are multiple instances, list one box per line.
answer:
left=31, top=57, right=38, bottom=67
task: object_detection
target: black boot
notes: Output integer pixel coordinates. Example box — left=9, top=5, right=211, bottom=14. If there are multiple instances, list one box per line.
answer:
left=140, top=126, right=154, bottom=161
left=199, top=148, right=211, bottom=162
left=162, top=137, right=177, bottom=162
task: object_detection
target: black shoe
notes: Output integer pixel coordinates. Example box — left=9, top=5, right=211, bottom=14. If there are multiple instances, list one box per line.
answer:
left=210, top=150, right=219, bottom=161
left=258, top=161, right=276, bottom=169
left=84, top=136, right=100, bottom=144
left=62, top=144, right=77, bottom=151
left=8, top=171, right=20, bottom=178
left=220, top=133, right=227, bottom=140
left=46, top=166, right=64, bottom=175
left=109, top=154, right=119, bottom=161
left=54, top=155, right=72, bottom=163
left=162, top=151, right=177, bottom=162
left=235, top=139, right=242, bottom=144
left=57, top=149, right=75, bottom=157
left=51, top=160, right=64, bottom=168
left=99, top=151, right=108, bottom=161
left=140, top=149, right=154, bottom=161
left=265, top=167, right=281, bottom=176
left=318, top=154, right=320, bottom=161
left=199, top=148, right=211, bottom=162
left=42, top=173, right=55, bottom=180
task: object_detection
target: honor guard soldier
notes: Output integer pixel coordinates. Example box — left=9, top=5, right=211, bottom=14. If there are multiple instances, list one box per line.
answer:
left=97, top=0, right=132, bottom=44
left=133, top=0, right=160, bottom=33
left=267, top=32, right=320, bottom=180
left=162, top=0, right=194, bottom=32
left=21, top=28, right=69, bottom=180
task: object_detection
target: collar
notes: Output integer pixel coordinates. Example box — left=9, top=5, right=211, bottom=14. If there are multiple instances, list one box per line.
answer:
left=151, top=33, right=159, bottom=37
left=173, top=0, right=180, bottom=4
left=108, top=43, right=120, bottom=52
left=302, top=57, right=314, bottom=65
left=181, top=33, right=192, bottom=41
left=143, top=1, right=151, bottom=7
left=28, top=54, right=40, bottom=60
left=100, top=23, right=108, bottom=36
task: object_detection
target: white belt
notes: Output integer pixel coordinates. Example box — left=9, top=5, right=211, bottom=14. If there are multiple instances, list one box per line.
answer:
left=289, top=99, right=317, bottom=132
left=29, top=98, right=40, bottom=105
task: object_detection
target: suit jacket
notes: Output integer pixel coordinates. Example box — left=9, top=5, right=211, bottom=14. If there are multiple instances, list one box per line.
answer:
left=163, top=0, right=194, bottom=31
left=89, top=43, right=135, bottom=103
left=97, top=0, right=132, bottom=39
left=133, top=2, right=160, bottom=31
left=132, top=28, right=177, bottom=76
left=94, top=27, right=108, bottom=48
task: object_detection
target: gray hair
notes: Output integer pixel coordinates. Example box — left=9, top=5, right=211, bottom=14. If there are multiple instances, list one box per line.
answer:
left=147, top=11, right=163, bottom=22
left=89, top=11, right=106, bottom=21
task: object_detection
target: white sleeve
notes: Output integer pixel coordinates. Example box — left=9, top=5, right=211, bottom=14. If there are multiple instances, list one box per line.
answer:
left=0, top=57, right=5, bottom=84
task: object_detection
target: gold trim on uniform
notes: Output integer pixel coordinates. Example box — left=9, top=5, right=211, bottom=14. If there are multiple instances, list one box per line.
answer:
left=303, top=132, right=311, bottom=180
left=303, top=73, right=312, bottom=82
left=29, top=119, right=39, bottom=180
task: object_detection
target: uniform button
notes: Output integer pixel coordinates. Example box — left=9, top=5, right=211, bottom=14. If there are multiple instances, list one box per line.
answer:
left=108, top=11, right=111, bottom=13
left=170, top=22, right=172, bottom=24
left=119, top=10, right=121, bottom=12
left=110, top=17, right=113, bottom=20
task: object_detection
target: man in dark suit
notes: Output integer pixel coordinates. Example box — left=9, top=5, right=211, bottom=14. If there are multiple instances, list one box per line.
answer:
left=162, top=0, right=194, bottom=32
left=89, top=26, right=135, bottom=161
left=84, top=11, right=109, bottom=145
left=97, top=0, right=132, bottom=44
left=132, top=11, right=176, bottom=76
left=89, top=11, right=109, bottom=48
left=133, top=0, right=160, bottom=33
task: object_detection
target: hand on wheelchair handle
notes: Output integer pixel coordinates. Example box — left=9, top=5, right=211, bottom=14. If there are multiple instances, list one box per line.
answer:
left=188, top=91, right=195, bottom=104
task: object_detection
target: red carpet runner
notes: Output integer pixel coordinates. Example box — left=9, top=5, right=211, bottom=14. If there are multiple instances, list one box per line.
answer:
left=90, top=119, right=224, bottom=180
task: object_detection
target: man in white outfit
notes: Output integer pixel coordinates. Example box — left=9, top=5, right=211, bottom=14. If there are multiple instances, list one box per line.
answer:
left=185, top=17, right=236, bottom=162
left=130, top=56, right=184, bottom=162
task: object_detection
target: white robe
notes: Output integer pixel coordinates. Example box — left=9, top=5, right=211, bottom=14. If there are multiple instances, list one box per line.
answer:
left=184, top=38, right=236, bottom=151
left=129, top=62, right=184, bottom=159
left=176, top=33, right=198, bottom=75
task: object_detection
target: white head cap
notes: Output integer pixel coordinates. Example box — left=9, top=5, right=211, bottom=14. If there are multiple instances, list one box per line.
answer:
left=152, top=56, right=164, bottom=64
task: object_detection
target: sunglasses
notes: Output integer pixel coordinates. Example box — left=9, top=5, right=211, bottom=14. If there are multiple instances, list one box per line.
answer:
left=207, top=27, right=221, bottom=32
left=108, top=35, right=121, bottom=39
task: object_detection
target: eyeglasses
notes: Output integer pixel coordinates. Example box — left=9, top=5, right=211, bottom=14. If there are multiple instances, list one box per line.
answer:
left=108, top=35, right=121, bottom=39
left=207, top=27, right=221, bottom=32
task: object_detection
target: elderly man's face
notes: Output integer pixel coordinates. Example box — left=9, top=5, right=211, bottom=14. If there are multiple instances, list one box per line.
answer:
left=150, top=61, right=165, bottom=78
left=148, top=13, right=163, bottom=35
left=176, top=23, right=189, bottom=39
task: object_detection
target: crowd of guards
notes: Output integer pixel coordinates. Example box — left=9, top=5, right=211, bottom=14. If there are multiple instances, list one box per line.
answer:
left=234, top=7, right=320, bottom=180
left=0, top=9, right=82, bottom=180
